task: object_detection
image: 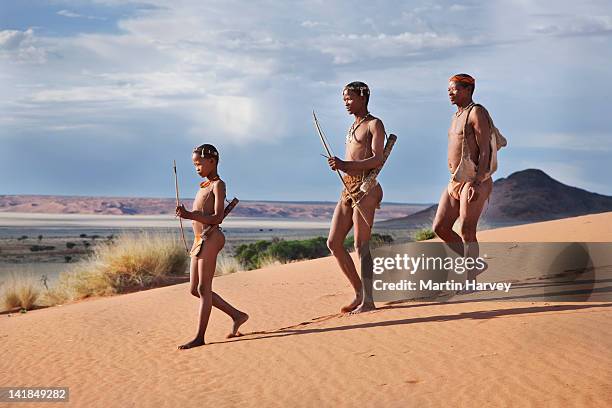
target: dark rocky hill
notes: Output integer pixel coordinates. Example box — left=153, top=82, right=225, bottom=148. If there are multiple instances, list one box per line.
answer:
left=377, top=169, right=612, bottom=230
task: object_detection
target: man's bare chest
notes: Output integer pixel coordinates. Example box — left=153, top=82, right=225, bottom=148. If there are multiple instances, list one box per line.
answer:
left=345, top=126, right=371, bottom=157
left=448, top=115, right=474, bottom=141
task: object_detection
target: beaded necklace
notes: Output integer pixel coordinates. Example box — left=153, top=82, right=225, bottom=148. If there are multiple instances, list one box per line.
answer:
left=346, top=113, right=371, bottom=144
left=199, top=175, right=220, bottom=189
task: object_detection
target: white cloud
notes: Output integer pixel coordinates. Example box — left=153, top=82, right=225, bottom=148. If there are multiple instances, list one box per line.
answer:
left=533, top=15, right=612, bottom=36
left=449, top=4, right=469, bottom=12
left=301, top=20, right=322, bottom=28
left=57, top=9, right=107, bottom=20
left=0, top=28, right=47, bottom=63
left=315, top=31, right=469, bottom=65
left=57, top=10, right=82, bottom=18
left=3, top=0, right=612, bottom=199
left=412, top=4, right=443, bottom=13
left=188, top=95, right=258, bottom=141
left=0, top=29, right=31, bottom=49
left=4, top=1, right=488, bottom=145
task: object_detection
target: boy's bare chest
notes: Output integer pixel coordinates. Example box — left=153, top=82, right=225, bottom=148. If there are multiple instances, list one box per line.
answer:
left=192, top=187, right=214, bottom=211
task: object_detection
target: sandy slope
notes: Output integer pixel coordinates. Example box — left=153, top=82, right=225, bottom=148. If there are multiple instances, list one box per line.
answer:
left=2, top=213, right=612, bottom=407
left=476, top=211, right=612, bottom=242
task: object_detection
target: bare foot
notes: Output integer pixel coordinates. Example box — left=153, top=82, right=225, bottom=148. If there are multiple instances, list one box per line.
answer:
left=349, top=301, right=376, bottom=315
left=178, top=338, right=205, bottom=350
left=456, top=262, right=489, bottom=295
left=227, top=312, right=249, bottom=339
left=467, top=259, right=488, bottom=281
left=340, top=294, right=363, bottom=313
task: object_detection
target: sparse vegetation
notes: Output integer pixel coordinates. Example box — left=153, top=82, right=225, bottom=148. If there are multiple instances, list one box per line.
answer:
left=40, top=286, right=70, bottom=307
left=215, top=253, right=243, bottom=276
left=57, top=232, right=188, bottom=300
left=343, top=233, right=394, bottom=250
left=414, top=228, right=436, bottom=241
left=257, top=254, right=282, bottom=269
left=30, top=245, right=56, bottom=252
left=235, top=240, right=271, bottom=270
left=1, top=274, right=40, bottom=311
left=268, top=237, right=329, bottom=264
left=66, top=242, right=77, bottom=249
left=235, top=234, right=394, bottom=270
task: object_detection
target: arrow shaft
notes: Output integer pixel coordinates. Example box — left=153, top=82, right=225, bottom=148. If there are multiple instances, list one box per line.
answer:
left=173, top=160, right=190, bottom=254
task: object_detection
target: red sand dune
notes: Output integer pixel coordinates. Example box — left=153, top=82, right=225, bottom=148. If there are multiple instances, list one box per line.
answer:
left=1, top=212, right=611, bottom=407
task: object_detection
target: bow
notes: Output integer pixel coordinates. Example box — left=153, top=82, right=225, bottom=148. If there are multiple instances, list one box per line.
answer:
left=173, top=160, right=190, bottom=254
left=312, top=110, right=371, bottom=228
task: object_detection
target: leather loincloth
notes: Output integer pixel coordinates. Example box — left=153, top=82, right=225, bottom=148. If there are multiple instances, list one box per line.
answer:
left=189, top=226, right=220, bottom=257
left=341, top=174, right=366, bottom=207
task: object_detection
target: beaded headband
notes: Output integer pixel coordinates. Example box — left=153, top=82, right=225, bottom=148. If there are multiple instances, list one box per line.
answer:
left=193, top=144, right=219, bottom=159
left=343, top=83, right=370, bottom=97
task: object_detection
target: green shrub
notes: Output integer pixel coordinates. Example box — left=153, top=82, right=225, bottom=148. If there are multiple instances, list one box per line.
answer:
left=414, top=228, right=436, bottom=241
left=343, top=233, right=394, bottom=250
left=234, top=240, right=273, bottom=270
left=267, top=237, right=329, bottom=263
left=234, top=234, right=394, bottom=270
left=235, top=238, right=329, bottom=270
left=29, top=245, right=55, bottom=252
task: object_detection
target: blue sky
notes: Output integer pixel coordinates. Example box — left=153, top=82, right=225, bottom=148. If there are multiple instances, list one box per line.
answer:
left=1, top=0, right=611, bottom=203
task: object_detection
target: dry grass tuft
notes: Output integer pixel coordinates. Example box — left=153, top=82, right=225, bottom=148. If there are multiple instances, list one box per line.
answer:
left=58, top=232, right=188, bottom=300
left=39, top=285, right=71, bottom=307
left=257, top=254, right=284, bottom=269
left=1, top=274, right=41, bottom=311
left=215, top=252, right=244, bottom=276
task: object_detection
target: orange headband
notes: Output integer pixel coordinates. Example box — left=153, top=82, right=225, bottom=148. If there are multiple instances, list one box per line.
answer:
left=449, top=75, right=475, bottom=85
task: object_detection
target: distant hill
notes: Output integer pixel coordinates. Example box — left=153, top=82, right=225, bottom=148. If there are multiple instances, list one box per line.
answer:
left=485, top=169, right=612, bottom=221
left=377, top=169, right=612, bottom=230
left=0, top=195, right=428, bottom=221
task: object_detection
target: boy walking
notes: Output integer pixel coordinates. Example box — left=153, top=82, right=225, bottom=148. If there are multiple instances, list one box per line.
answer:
left=176, top=144, right=248, bottom=349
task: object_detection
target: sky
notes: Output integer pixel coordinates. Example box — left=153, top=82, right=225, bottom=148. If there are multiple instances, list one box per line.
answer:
left=1, top=0, right=611, bottom=203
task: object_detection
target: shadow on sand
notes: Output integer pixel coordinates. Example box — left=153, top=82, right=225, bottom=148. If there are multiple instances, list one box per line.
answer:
left=209, top=289, right=612, bottom=346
